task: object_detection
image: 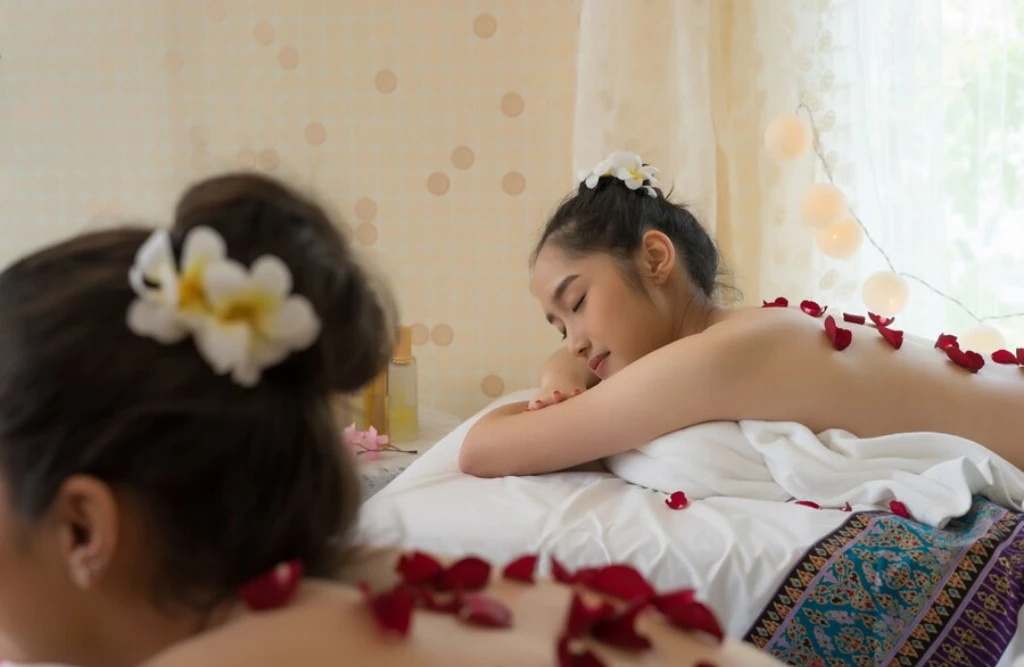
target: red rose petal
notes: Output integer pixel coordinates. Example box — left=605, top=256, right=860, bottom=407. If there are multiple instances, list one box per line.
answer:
left=395, top=551, right=445, bottom=587
left=945, top=345, right=985, bottom=373
left=362, top=583, right=415, bottom=637
left=458, top=593, right=513, bottom=628
left=992, top=349, right=1019, bottom=365
left=502, top=554, right=538, bottom=584
left=877, top=325, right=904, bottom=350
left=591, top=600, right=652, bottom=650
left=652, top=590, right=724, bottom=642
left=1017, top=348, right=1024, bottom=365
left=557, top=635, right=607, bottom=667
left=565, top=591, right=616, bottom=637
left=664, top=490, right=689, bottom=510
left=583, top=564, right=656, bottom=603
left=762, top=297, right=789, bottom=308
left=868, top=312, right=895, bottom=327
left=843, top=313, right=866, bottom=324
left=935, top=333, right=959, bottom=351
left=238, top=560, right=304, bottom=611
left=551, top=557, right=578, bottom=584
left=438, top=556, right=491, bottom=591
left=823, top=315, right=852, bottom=351
left=795, top=500, right=821, bottom=509
left=842, top=502, right=853, bottom=512
left=696, top=663, right=719, bottom=667
left=889, top=500, right=911, bottom=519
left=800, top=299, right=828, bottom=317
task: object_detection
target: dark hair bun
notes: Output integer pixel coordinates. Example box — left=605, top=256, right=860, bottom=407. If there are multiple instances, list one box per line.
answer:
left=171, top=173, right=395, bottom=392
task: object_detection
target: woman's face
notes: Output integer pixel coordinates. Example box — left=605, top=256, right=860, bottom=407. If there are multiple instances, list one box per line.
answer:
left=530, top=242, right=680, bottom=379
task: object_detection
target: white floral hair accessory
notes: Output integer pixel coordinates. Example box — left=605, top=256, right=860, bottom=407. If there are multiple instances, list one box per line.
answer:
left=576, top=150, right=660, bottom=198
left=126, top=226, right=322, bottom=388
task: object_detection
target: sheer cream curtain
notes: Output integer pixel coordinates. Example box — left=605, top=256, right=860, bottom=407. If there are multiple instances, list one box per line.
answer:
left=799, top=0, right=1024, bottom=346
left=572, top=0, right=834, bottom=304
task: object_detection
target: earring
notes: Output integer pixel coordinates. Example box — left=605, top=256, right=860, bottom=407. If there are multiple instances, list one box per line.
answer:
left=74, top=557, right=104, bottom=587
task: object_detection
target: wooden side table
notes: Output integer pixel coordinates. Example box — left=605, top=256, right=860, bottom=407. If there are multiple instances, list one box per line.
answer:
left=355, top=407, right=462, bottom=500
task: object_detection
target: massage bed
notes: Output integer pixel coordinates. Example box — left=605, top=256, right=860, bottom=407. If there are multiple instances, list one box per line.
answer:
left=357, top=390, right=1024, bottom=666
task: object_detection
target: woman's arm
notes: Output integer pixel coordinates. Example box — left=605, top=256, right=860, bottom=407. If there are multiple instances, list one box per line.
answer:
left=459, top=319, right=819, bottom=477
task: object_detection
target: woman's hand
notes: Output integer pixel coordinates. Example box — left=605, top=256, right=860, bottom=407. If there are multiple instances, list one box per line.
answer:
left=527, top=382, right=586, bottom=411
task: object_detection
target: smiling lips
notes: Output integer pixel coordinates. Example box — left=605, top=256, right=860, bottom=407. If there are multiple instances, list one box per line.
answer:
left=588, top=352, right=609, bottom=375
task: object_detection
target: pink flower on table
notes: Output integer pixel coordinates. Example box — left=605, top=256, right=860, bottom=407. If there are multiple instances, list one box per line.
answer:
left=343, top=423, right=389, bottom=461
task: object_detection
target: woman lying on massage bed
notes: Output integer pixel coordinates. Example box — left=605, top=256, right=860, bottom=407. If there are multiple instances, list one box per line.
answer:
left=0, top=173, right=778, bottom=667
left=460, top=151, right=1024, bottom=479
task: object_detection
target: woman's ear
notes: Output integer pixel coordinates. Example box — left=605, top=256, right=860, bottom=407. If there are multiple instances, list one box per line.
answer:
left=52, top=475, right=120, bottom=589
left=638, top=230, right=677, bottom=285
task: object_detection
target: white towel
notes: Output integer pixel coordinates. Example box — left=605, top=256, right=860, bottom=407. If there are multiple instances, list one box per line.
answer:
left=604, top=420, right=1024, bottom=528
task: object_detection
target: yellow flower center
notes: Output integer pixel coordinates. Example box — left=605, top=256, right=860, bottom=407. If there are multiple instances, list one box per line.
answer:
left=626, top=166, right=645, bottom=182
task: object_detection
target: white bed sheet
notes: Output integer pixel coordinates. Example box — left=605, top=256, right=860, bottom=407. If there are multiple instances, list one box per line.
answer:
left=356, top=391, right=1024, bottom=664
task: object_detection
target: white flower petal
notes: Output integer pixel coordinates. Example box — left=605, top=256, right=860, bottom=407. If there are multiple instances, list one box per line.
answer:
left=193, top=320, right=251, bottom=376
left=126, top=299, right=188, bottom=344
left=261, top=295, right=321, bottom=351
left=231, top=362, right=262, bottom=388
left=576, top=169, right=590, bottom=183
left=134, top=231, right=174, bottom=280
left=181, top=226, right=227, bottom=272
left=201, top=259, right=250, bottom=310
left=249, top=255, right=292, bottom=301
left=584, top=173, right=599, bottom=189
left=251, top=339, right=291, bottom=369
left=644, top=186, right=658, bottom=198
left=623, top=178, right=642, bottom=190
left=129, top=266, right=151, bottom=298
left=608, top=151, right=642, bottom=170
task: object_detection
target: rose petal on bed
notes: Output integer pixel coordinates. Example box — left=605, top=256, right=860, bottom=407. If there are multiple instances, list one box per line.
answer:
left=362, top=583, right=415, bottom=637
left=842, top=502, right=853, bottom=512
left=551, top=557, right=578, bottom=584
left=868, top=312, right=895, bottom=327
left=652, top=590, right=724, bottom=643
left=664, top=490, right=688, bottom=510
left=591, top=600, right=653, bottom=650
left=761, top=297, right=789, bottom=308
left=416, top=589, right=463, bottom=614
left=945, top=345, right=985, bottom=373
left=992, top=349, right=1019, bottom=365
left=458, top=593, right=513, bottom=628
left=877, top=325, right=904, bottom=350
left=557, top=635, right=607, bottom=667
left=438, top=556, right=491, bottom=591
left=565, top=592, right=616, bottom=637
left=800, top=299, right=827, bottom=317
left=238, top=560, right=303, bottom=611
left=502, top=554, right=538, bottom=583
left=583, top=564, right=656, bottom=603
left=935, top=333, right=959, bottom=351
left=794, top=500, right=821, bottom=509
left=843, top=313, right=866, bottom=324
left=1018, top=348, right=1024, bottom=365
left=396, top=551, right=445, bottom=587
left=889, top=500, right=911, bottom=519
left=823, top=315, right=852, bottom=351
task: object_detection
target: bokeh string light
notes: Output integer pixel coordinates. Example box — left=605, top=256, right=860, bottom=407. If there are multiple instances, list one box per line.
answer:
left=764, top=103, right=1024, bottom=352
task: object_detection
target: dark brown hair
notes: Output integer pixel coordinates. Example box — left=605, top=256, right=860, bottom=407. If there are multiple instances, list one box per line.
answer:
left=0, top=173, right=394, bottom=610
left=532, top=174, right=728, bottom=298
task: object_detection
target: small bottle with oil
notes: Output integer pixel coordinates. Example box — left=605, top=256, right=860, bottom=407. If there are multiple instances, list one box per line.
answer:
left=388, top=326, right=419, bottom=443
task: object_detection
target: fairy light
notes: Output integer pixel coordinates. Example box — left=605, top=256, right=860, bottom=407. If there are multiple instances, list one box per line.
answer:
left=777, top=102, right=1024, bottom=328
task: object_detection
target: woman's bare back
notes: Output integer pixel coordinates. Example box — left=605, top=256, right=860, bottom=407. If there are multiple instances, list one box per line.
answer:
left=715, top=307, right=1024, bottom=468
left=143, top=549, right=785, bottom=667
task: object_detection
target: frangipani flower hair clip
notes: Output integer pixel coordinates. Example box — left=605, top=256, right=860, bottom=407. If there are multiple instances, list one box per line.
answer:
left=126, top=225, right=322, bottom=388
left=576, top=150, right=660, bottom=198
